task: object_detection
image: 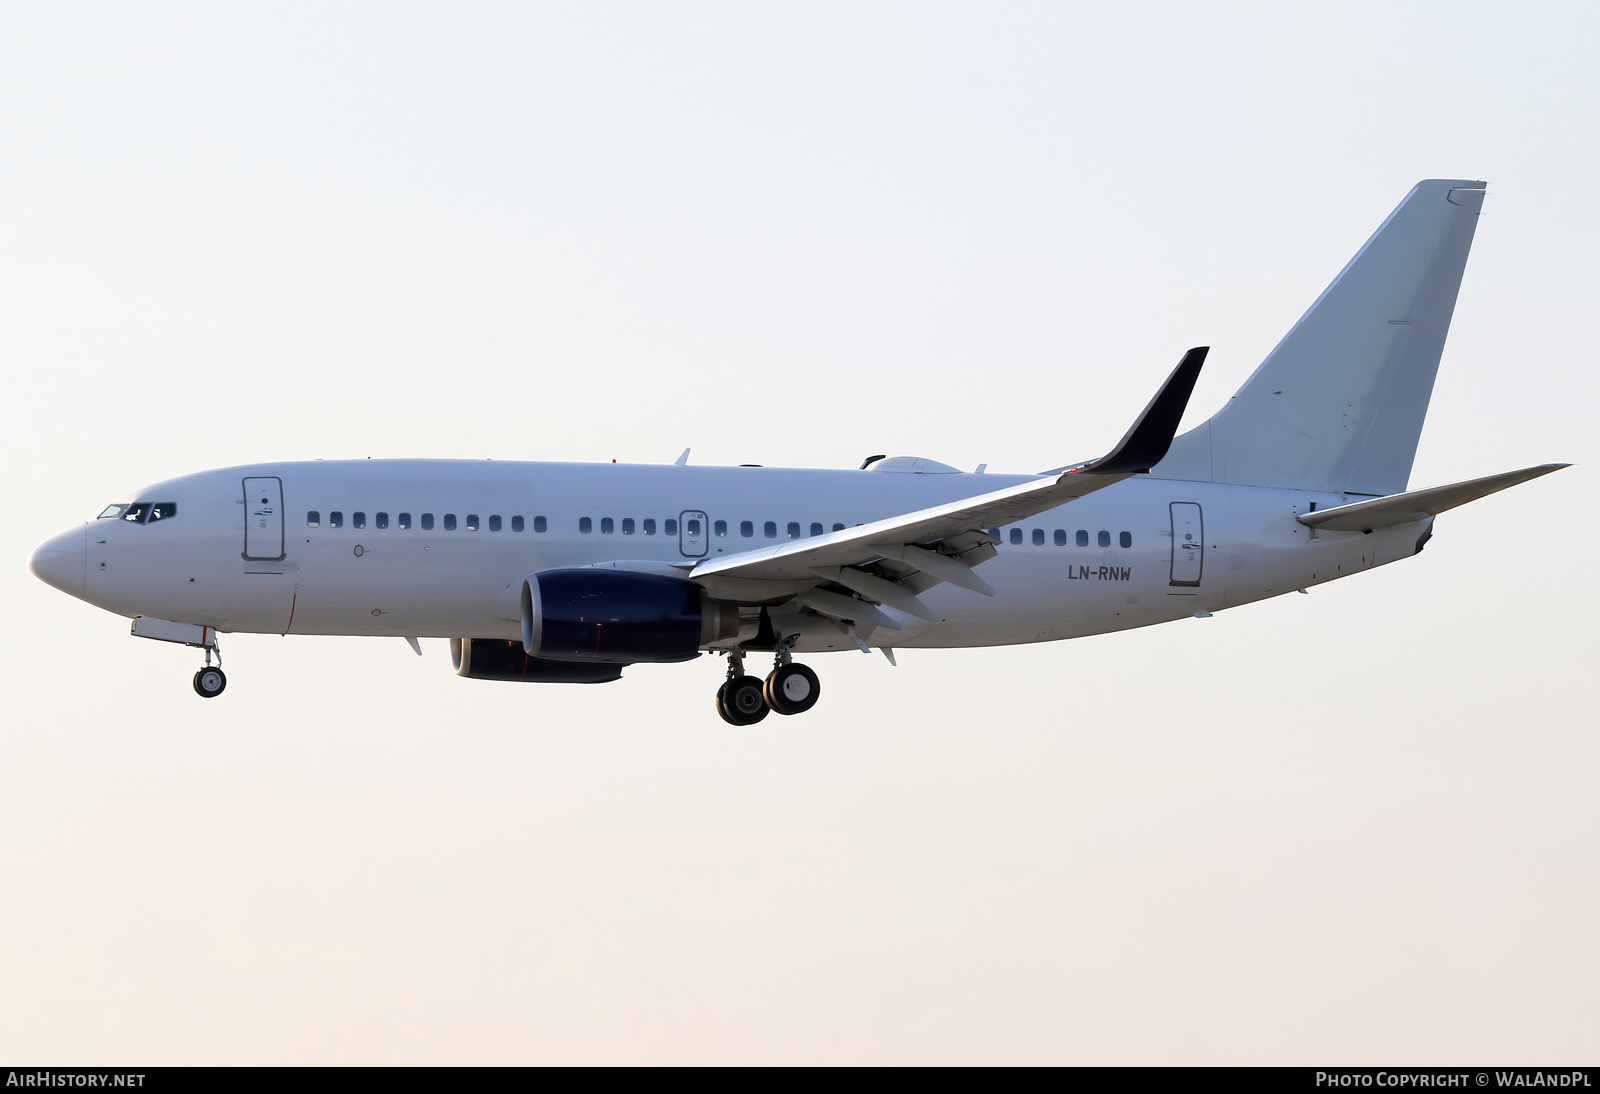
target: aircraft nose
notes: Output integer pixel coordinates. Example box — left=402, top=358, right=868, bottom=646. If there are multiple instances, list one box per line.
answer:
left=29, top=526, right=87, bottom=597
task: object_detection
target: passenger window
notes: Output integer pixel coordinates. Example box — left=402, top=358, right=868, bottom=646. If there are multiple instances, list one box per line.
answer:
left=399, top=513, right=411, bottom=530
left=533, top=516, right=547, bottom=533
left=147, top=503, right=177, bottom=522
left=420, top=513, right=433, bottom=530
left=331, top=511, right=344, bottom=528
left=1053, top=529, right=1066, bottom=546
left=1009, top=528, right=1022, bottom=545
left=489, top=515, right=502, bottom=532
left=764, top=521, right=777, bottom=539
left=1032, top=528, right=1044, bottom=545
left=1098, top=530, right=1110, bottom=548
left=1120, top=531, right=1132, bottom=548
left=987, top=528, right=1002, bottom=541
left=307, top=511, right=320, bottom=528
left=579, top=517, right=592, bottom=534
left=687, top=518, right=701, bottom=535
left=642, top=518, right=655, bottom=535
left=600, top=517, right=613, bottom=534
left=740, top=521, right=754, bottom=538
left=810, top=522, right=823, bottom=537
left=444, top=514, right=457, bottom=531
left=623, top=517, right=635, bottom=534
left=787, top=522, right=800, bottom=539
left=712, top=520, right=725, bottom=536
left=665, top=518, right=678, bottom=535
left=354, top=512, right=366, bottom=529
left=510, top=515, right=523, bottom=532
left=376, top=512, right=389, bottom=529
left=833, top=523, right=845, bottom=532
left=1076, top=529, right=1088, bottom=547
left=467, top=515, right=480, bottom=531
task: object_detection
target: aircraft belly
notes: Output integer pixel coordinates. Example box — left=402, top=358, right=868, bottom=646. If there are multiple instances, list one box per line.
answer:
left=889, top=548, right=1170, bottom=648
left=283, top=540, right=523, bottom=637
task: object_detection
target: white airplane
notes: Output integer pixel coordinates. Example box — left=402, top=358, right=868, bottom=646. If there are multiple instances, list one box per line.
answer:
left=28, top=179, right=1569, bottom=723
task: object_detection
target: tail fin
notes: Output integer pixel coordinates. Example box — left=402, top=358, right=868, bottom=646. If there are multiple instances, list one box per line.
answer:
left=1150, top=179, right=1487, bottom=495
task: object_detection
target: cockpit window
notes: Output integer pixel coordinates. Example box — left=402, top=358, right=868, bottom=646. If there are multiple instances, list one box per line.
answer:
left=99, top=501, right=176, bottom=524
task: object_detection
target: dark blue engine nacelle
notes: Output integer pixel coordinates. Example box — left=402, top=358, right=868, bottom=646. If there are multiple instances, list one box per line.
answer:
left=451, top=638, right=624, bottom=683
left=521, top=569, right=734, bottom=665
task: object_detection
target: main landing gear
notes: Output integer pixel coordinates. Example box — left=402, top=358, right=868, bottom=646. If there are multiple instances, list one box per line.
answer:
left=766, top=662, right=819, bottom=715
left=717, top=667, right=768, bottom=725
left=192, top=644, right=226, bottom=699
left=715, top=643, right=821, bottom=725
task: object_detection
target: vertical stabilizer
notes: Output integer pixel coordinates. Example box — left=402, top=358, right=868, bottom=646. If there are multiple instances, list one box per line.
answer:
left=1150, top=180, right=1487, bottom=495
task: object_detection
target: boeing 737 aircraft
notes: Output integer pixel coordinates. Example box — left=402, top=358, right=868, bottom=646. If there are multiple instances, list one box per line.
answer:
left=28, top=179, right=1568, bottom=723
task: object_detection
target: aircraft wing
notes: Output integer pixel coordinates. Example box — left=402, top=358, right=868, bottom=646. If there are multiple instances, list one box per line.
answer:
left=691, top=465, right=1128, bottom=585
left=1296, top=463, right=1570, bottom=533
left=688, top=348, right=1207, bottom=611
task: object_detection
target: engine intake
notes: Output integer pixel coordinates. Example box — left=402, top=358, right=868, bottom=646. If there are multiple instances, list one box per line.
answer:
left=521, top=569, right=737, bottom=664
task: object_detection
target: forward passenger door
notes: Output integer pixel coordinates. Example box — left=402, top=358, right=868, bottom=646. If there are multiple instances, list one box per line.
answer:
left=243, top=477, right=285, bottom=562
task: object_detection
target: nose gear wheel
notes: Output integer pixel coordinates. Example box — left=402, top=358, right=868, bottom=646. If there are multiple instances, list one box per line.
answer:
left=193, top=667, right=227, bottom=698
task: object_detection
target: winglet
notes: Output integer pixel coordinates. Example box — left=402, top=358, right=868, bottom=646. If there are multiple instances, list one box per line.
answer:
left=1073, top=347, right=1208, bottom=475
left=675, top=448, right=691, bottom=466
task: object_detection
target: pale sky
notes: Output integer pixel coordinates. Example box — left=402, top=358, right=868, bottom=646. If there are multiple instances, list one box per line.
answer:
left=2, top=1, right=1596, bottom=1064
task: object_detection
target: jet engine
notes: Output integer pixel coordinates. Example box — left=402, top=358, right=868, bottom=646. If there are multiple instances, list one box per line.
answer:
left=451, top=638, right=625, bottom=683
left=520, top=569, right=738, bottom=665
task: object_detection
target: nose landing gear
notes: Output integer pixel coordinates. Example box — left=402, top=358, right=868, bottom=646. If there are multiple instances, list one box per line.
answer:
left=193, top=666, right=227, bottom=698
left=715, top=642, right=821, bottom=724
left=192, top=643, right=226, bottom=699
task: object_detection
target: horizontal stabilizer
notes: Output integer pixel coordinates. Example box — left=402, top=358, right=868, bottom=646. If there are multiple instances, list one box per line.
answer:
left=1296, top=463, right=1569, bottom=532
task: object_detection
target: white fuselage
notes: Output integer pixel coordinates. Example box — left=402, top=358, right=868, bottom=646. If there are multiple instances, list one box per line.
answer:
left=40, top=459, right=1426, bottom=654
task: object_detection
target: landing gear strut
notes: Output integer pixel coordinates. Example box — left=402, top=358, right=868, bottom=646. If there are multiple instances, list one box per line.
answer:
left=764, top=639, right=820, bottom=715
left=192, top=643, right=226, bottom=698
left=713, top=641, right=822, bottom=724
left=716, top=650, right=768, bottom=726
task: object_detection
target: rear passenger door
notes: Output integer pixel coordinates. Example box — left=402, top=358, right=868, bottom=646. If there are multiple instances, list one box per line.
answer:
left=1169, top=502, right=1203, bottom=586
